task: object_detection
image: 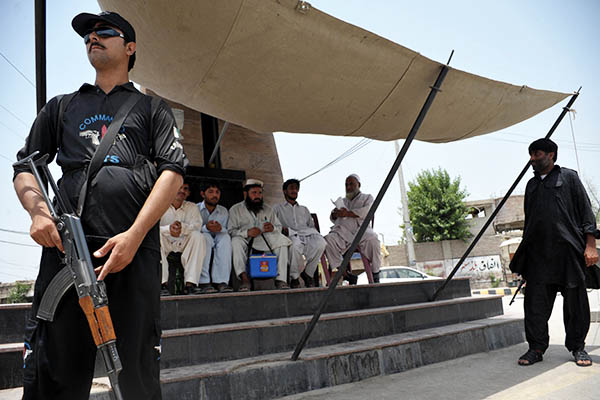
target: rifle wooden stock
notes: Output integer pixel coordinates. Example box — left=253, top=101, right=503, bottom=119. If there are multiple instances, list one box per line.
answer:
left=78, top=296, right=117, bottom=346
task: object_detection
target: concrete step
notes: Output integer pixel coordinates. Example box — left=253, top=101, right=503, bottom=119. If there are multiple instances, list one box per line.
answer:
left=95, top=316, right=520, bottom=400
left=0, top=343, right=21, bottom=390
left=0, top=295, right=502, bottom=389
left=0, top=278, right=471, bottom=343
left=0, top=303, right=32, bottom=344
left=159, top=295, right=503, bottom=368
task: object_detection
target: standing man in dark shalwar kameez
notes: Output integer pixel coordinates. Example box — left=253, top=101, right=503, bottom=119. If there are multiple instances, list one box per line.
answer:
left=510, top=138, right=598, bottom=367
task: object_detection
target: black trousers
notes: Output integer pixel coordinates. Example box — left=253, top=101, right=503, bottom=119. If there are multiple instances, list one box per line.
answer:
left=524, top=282, right=590, bottom=353
left=23, top=244, right=162, bottom=400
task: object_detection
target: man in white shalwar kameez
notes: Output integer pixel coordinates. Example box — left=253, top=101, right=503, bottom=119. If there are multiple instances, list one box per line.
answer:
left=325, top=174, right=381, bottom=283
left=229, top=179, right=292, bottom=291
left=160, top=182, right=207, bottom=294
left=275, top=179, right=326, bottom=288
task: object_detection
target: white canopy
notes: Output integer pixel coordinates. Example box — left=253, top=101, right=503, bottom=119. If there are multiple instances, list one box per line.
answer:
left=99, top=0, right=569, bottom=142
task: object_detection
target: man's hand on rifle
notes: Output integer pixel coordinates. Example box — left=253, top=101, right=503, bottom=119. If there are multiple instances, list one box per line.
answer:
left=30, top=209, right=64, bottom=252
left=14, top=172, right=63, bottom=251
left=94, top=229, right=144, bottom=281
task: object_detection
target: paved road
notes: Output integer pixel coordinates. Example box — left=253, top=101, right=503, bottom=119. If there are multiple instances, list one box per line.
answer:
left=282, top=291, right=600, bottom=400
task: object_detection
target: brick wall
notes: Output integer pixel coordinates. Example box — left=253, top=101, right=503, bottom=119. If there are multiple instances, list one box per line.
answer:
left=388, top=236, right=504, bottom=265
left=145, top=90, right=284, bottom=205
left=494, top=195, right=525, bottom=231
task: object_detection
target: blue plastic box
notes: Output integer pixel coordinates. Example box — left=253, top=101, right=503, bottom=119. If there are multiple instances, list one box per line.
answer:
left=248, top=254, right=278, bottom=278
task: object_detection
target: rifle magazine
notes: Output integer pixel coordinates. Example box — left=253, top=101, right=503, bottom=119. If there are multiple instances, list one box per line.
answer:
left=37, top=266, right=74, bottom=321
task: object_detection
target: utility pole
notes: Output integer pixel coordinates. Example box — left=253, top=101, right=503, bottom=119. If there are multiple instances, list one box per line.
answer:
left=395, top=140, right=416, bottom=266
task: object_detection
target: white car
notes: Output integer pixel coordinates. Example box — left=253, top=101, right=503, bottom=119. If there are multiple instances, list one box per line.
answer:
left=357, top=266, right=442, bottom=285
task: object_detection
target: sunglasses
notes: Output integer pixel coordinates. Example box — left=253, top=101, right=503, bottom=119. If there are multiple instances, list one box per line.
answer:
left=84, top=27, right=125, bottom=44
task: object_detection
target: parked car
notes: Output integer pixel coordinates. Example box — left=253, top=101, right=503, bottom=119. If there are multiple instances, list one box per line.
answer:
left=357, top=266, right=442, bottom=285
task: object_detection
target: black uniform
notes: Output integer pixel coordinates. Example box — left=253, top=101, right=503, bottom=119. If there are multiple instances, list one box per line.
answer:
left=510, top=165, right=597, bottom=353
left=14, top=83, right=187, bottom=399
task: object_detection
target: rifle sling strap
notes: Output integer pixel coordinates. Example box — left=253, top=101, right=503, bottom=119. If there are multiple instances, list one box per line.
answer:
left=76, top=94, right=143, bottom=216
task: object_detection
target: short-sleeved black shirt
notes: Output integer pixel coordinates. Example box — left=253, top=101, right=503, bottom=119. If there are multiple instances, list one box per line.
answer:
left=14, top=82, right=188, bottom=250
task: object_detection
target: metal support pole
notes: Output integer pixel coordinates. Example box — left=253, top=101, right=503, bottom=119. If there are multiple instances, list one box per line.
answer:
left=35, top=0, right=46, bottom=113
left=201, top=113, right=222, bottom=168
left=395, top=142, right=417, bottom=266
left=291, top=54, right=453, bottom=361
left=208, top=121, right=229, bottom=166
left=431, top=88, right=581, bottom=301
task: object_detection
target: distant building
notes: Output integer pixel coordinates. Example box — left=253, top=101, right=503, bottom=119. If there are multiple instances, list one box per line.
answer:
left=144, top=89, right=285, bottom=207
left=465, top=195, right=524, bottom=234
left=386, top=195, right=525, bottom=287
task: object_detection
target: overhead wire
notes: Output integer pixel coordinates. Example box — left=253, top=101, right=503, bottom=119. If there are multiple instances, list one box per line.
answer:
left=0, top=239, right=38, bottom=248
left=474, top=136, right=600, bottom=153
left=487, top=130, right=599, bottom=150
left=0, top=103, right=29, bottom=127
left=300, top=138, right=372, bottom=181
left=499, top=130, right=600, bottom=148
left=300, top=140, right=369, bottom=181
left=0, top=153, right=15, bottom=163
left=0, top=228, right=29, bottom=235
left=0, top=120, right=26, bottom=140
left=567, top=110, right=582, bottom=174
left=0, top=50, right=36, bottom=88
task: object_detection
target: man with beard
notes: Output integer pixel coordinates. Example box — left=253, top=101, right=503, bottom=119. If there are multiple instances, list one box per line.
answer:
left=510, top=138, right=598, bottom=367
left=229, top=179, right=292, bottom=291
left=198, top=181, right=233, bottom=293
left=324, top=174, right=382, bottom=284
left=275, top=179, right=326, bottom=288
left=160, top=182, right=206, bottom=295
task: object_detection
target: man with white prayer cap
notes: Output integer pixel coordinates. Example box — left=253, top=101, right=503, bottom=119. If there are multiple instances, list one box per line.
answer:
left=324, top=174, right=382, bottom=283
left=229, top=179, right=292, bottom=290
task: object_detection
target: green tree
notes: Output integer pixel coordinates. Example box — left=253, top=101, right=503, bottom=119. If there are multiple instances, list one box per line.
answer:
left=6, top=282, right=32, bottom=304
left=584, top=178, right=600, bottom=224
left=406, top=168, right=471, bottom=242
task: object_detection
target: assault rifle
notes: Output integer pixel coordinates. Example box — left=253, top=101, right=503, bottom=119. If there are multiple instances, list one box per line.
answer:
left=509, top=278, right=525, bottom=306
left=14, top=151, right=123, bottom=400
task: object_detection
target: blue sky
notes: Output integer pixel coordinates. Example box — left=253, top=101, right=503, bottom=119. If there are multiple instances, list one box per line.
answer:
left=1, top=0, right=599, bottom=282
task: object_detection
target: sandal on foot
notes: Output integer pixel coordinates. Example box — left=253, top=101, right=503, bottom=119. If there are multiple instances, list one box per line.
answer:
left=518, top=349, right=543, bottom=366
left=275, top=280, right=290, bottom=290
left=573, top=350, right=592, bottom=367
left=238, top=281, right=251, bottom=292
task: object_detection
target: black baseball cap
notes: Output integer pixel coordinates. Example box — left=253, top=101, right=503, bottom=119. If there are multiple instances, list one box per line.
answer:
left=72, top=11, right=136, bottom=70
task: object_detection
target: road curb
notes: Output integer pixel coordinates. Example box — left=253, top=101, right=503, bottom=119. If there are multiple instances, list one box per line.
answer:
left=472, top=287, right=518, bottom=296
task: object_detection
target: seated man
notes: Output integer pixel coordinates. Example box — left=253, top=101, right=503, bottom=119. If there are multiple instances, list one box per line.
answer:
left=274, top=179, right=326, bottom=288
left=229, top=179, right=292, bottom=291
left=325, top=174, right=382, bottom=283
left=198, top=181, right=233, bottom=293
left=160, top=182, right=206, bottom=294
